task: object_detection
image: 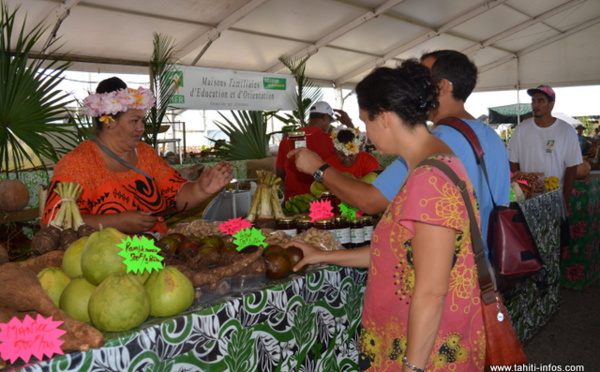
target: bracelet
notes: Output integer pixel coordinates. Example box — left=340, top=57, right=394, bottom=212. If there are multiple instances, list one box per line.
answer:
left=402, top=356, right=425, bottom=372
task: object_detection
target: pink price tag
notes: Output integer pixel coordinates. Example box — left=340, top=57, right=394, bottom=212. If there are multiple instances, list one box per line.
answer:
left=0, top=314, right=66, bottom=364
left=309, top=200, right=335, bottom=222
left=219, top=217, right=253, bottom=235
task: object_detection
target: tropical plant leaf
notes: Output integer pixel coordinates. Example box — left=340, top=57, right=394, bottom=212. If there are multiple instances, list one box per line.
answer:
left=278, top=54, right=323, bottom=128
left=0, top=2, right=77, bottom=176
left=213, top=111, right=272, bottom=160
left=145, top=33, right=178, bottom=148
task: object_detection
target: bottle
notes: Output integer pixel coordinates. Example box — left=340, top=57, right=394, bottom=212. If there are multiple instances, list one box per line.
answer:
left=334, top=216, right=351, bottom=248
left=349, top=219, right=365, bottom=248
left=361, top=216, right=374, bottom=244
left=287, top=131, right=307, bottom=149
left=276, top=217, right=297, bottom=237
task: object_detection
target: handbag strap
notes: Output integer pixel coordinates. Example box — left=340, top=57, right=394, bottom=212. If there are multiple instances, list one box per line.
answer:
left=419, top=158, right=498, bottom=305
left=436, top=117, right=497, bottom=208
left=91, top=138, right=154, bottom=180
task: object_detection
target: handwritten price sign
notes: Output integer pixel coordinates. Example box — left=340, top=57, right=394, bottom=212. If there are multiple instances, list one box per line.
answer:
left=117, top=235, right=164, bottom=275
left=0, top=315, right=65, bottom=363
left=232, top=227, right=267, bottom=251
left=309, top=199, right=335, bottom=222
left=219, top=217, right=253, bottom=235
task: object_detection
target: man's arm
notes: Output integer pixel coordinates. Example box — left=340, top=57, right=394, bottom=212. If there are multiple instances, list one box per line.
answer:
left=562, top=164, right=577, bottom=206
left=509, top=161, right=520, bottom=173
left=288, top=147, right=389, bottom=214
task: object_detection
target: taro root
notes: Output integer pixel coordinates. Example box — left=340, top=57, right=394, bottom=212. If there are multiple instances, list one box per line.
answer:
left=30, top=226, right=61, bottom=255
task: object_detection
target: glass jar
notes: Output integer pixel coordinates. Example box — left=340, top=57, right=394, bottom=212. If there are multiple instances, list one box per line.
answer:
left=319, top=191, right=340, bottom=215
left=287, top=131, right=307, bottom=149
left=361, top=216, right=374, bottom=244
left=314, top=218, right=335, bottom=233
left=334, top=216, right=351, bottom=248
left=349, top=219, right=365, bottom=248
left=276, top=217, right=297, bottom=237
left=296, top=216, right=313, bottom=234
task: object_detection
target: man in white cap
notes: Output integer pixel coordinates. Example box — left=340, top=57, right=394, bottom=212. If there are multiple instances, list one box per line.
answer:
left=508, top=84, right=582, bottom=202
left=276, top=101, right=353, bottom=199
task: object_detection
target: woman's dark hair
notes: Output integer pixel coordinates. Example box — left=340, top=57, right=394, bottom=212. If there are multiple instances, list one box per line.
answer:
left=355, top=59, right=437, bottom=127
left=336, top=129, right=356, bottom=144
left=420, top=50, right=477, bottom=102
left=94, top=77, right=128, bottom=130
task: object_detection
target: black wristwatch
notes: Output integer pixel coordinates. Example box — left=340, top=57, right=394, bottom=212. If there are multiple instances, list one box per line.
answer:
left=313, top=164, right=331, bottom=183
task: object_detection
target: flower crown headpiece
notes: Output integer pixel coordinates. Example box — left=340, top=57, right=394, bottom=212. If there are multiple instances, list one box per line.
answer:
left=83, top=87, right=156, bottom=124
left=331, top=127, right=366, bottom=156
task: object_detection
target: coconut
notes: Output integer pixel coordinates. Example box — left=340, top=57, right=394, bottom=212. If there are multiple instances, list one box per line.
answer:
left=0, top=179, right=30, bottom=212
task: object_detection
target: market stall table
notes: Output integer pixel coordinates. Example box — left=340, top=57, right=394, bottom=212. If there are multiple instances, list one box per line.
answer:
left=561, top=174, right=600, bottom=289
left=10, top=265, right=367, bottom=372
left=502, top=189, right=562, bottom=343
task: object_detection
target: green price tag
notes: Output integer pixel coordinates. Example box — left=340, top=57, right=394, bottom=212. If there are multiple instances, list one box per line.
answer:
left=232, top=227, right=267, bottom=251
left=339, top=202, right=360, bottom=221
left=117, top=235, right=164, bottom=275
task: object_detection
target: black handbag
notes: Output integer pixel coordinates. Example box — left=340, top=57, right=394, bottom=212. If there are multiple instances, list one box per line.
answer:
left=437, top=117, right=544, bottom=281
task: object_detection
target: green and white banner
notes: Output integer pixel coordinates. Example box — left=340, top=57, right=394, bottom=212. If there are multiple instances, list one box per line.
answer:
left=168, top=65, right=296, bottom=111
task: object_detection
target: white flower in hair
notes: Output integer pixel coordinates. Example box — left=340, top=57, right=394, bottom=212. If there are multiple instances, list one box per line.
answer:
left=331, top=127, right=366, bottom=156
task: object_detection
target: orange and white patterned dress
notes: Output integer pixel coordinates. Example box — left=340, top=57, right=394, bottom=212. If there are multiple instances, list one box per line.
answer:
left=359, top=155, right=485, bottom=371
left=42, top=140, right=186, bottom=234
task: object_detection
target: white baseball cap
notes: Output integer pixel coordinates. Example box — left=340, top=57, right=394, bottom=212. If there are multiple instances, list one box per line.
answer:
left=310, top=101, right=336, bottom=120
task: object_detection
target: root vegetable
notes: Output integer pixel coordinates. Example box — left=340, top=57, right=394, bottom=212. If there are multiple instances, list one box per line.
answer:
left=77, top=224, right=95, bottom=238
left=31, top=225, right=61, bottom=255
left=193, top=246, right=263, bottom=287
left=0, top=250, right=64, bottom=274
left=59, top=228, right=79, bottom=250
left=0, top=266, right=104, bottom=349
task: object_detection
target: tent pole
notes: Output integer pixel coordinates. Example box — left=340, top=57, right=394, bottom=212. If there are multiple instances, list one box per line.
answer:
left=516, top=56, right=522, bottom=126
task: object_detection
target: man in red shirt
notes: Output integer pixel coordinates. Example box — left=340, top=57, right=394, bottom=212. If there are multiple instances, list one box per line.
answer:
left=276, top=101, right=339, bottom=200
left=325, top=128, right=379, bottom=179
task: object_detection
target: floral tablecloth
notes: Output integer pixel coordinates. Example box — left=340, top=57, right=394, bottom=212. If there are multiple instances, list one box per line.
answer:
left=561, top=175, right=600, bottom=289
left=503, top=190, right=562, bottom=343
left=11, top=266, right=367, bottom=372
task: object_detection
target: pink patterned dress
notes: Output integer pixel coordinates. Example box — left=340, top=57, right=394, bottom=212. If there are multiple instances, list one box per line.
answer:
left=359, top=155, right=485, bottom=371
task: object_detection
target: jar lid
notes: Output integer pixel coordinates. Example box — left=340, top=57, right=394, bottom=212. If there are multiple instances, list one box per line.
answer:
left=319, top=191, right=332, bottom=197
left=277, top=217, right=296, bottom=223
left=334, top=216, right=346, bottom=221
left=315, top=218, right=334, bottom=225
left=288, top=131, right=305, bottom=136
left=360, top=215, right=373, bottom=221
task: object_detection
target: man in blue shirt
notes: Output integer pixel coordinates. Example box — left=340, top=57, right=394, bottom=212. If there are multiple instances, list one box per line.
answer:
left=288, top=50, right=510, bottom=253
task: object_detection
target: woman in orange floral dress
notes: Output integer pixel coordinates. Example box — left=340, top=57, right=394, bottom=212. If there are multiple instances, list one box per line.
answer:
left=42, top=77, right=233, bottom=235
left=286, top=60, right=485, bottom=371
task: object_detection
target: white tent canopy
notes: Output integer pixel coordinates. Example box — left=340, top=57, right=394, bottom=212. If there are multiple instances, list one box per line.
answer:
left=5, top=0, right=600, bottom=92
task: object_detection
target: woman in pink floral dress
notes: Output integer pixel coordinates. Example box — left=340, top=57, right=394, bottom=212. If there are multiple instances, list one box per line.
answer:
left=286, top=60, right=485, bottom=372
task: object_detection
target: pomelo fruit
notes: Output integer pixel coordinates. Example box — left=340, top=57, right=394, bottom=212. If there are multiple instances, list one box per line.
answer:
left=88, top=273, right=150, bottom=332
left=62, top=236, right=89, bottom=278
left=81, top=227, right=128, bottom=285
left=144, top=267, right=195, bottom=317
left=360, top=171, right=379, bottom=184
left=37, top=267, right=71, bottom=307
left=59, top=277, right=97, bottom=323
left=310, top=181, right=328, bottom=197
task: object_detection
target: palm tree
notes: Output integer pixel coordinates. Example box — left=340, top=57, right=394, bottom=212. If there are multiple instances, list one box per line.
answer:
left=145, top=33, right=178, bottom=149
left=213, top=111, right=271, bottom=160
left=271, top=54, right=323, bottom=129
left=0, top=2, right=79, bottom=176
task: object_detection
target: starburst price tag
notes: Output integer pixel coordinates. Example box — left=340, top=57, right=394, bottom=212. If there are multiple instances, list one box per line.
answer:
left=117, top=235, right=164, bottom=275
left=309, top=199, right=334, bottom=222
left=339, top=202, right=363, bottom=221
left=219, top=217, right=253, bottom=235
left=232, top=227, right=267, bottom=251
left=0, top=314, right=65, bottom=364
